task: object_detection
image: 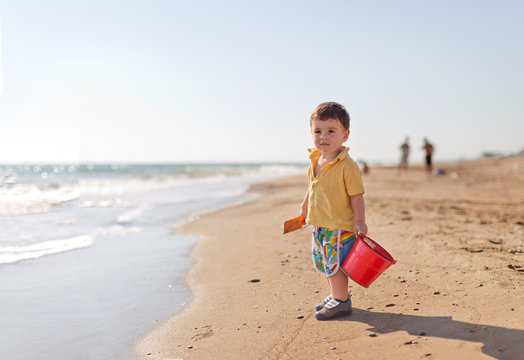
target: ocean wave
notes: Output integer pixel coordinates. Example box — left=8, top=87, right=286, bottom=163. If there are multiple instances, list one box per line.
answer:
left=95, top=225, right=143, bottom=237
left=0, top=235, right=94, bottom=264
left=0, top=183, right=79, bottom=216
left=77, top=173, right=231, bottom=198
left=0, top=164, right=307, bottom=216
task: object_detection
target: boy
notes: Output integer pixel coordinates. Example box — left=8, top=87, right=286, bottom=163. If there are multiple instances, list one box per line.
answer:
left=299, top=102, right=367, bottom=320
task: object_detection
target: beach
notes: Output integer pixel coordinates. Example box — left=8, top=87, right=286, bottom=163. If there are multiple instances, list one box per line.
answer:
left=137, top=156, right=524, bottom=360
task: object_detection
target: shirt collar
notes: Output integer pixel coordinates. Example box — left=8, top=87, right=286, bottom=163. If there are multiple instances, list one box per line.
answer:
left=308, top=146, right=349, bottom=163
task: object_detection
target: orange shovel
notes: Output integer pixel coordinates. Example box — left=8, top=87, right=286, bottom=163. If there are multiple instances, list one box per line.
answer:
left=283, top=216, right=306, bottom=234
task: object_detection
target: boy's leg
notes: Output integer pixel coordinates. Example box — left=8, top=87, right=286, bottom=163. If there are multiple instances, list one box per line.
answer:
left=328, top=270, right=349, bottom=301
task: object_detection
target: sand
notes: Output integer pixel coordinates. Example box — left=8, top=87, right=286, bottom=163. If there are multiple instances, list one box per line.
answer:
left=136, top=156, right=524, bottom=360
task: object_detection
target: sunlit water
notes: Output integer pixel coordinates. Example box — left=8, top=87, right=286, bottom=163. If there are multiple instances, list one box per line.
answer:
left=0, top=163, right=305, bottom=360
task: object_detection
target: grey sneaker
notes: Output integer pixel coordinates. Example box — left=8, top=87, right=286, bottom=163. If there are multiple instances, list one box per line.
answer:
left=315, top=291, right=352, bottom=311
left=315, top=294, right=333, bottom=311
left=315, top=296, right=352, bottom=320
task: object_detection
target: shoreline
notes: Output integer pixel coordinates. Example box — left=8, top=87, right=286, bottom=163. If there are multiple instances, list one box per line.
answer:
left=136, top=158, right=524, bottom=359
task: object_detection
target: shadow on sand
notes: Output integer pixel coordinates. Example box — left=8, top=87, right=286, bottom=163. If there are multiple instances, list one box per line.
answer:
left=342, top=308, right=524, bottom=360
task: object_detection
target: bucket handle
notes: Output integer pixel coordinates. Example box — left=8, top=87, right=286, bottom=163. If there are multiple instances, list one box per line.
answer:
left=358, top=234, right=396, bottom=263
left=360, top=235, right=376, bottom=249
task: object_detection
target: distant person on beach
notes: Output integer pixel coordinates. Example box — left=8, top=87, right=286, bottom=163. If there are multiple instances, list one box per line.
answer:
left=398, top=137, right=410, bottom=171
left=361, top=161, right=370, bottom=175
left=423, top=138, right=434, bottom=174
left=299, top=102, right=367, bottom=320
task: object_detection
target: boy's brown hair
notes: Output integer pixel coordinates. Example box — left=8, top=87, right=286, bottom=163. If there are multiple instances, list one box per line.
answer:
left=310, top=102, right=350, bottom=130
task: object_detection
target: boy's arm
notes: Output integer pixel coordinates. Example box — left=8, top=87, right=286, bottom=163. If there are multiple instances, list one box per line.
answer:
left=299, top=188, right=309, bottom=219
left=350, top=194, right=368, bottom=236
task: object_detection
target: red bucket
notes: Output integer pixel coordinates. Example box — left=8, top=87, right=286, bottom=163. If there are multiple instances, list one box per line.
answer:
left=341, top=234, right=396, bottom=288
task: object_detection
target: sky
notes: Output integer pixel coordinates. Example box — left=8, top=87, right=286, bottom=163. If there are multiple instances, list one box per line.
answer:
left=0, top=0, right=523, bottom=164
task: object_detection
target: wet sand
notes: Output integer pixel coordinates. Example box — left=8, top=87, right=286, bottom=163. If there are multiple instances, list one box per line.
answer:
left=136, top=156, right=524, bottom=360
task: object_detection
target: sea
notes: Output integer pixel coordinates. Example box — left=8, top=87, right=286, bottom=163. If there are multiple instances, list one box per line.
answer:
left=0, top=163, right=305, bottom=360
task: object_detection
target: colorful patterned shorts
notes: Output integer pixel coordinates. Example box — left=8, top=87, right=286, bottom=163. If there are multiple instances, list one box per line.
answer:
left=312, top=226, right=356, bottom=277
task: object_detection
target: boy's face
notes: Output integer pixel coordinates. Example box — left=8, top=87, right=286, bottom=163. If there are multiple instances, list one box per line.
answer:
left=311, top=118, right=350, bottom=156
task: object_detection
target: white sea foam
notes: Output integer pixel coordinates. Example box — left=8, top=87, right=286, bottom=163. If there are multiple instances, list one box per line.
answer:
left=0, top=183, right=79, bottom=216
left=247, top=164, right=306, bottom=178
left=0, top=164, right=306, bottom=216
left=96, top=225, right=142, bottom=237
left=77, top=174, right=232, bottom=199
left=0, top=235, right=94, bottom=264
left=77, top=164, right=305, bottom=200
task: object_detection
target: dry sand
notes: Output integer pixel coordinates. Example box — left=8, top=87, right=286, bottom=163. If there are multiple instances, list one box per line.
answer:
left=136, top=156, right=524, bottom=360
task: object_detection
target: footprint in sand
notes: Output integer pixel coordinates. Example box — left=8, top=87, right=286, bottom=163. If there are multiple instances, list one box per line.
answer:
left=191, top=326, right=214, bottom=341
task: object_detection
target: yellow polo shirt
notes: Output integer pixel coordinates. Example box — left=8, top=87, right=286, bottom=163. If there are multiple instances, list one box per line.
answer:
left=306, top=146, right=365, bottom=231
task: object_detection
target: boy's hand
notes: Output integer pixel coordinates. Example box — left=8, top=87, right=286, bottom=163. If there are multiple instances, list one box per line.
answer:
left=354, top=221, right=368, bottom=236
left=300, top=189, right=309, bottom=220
